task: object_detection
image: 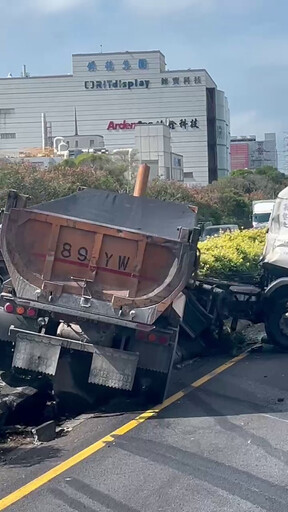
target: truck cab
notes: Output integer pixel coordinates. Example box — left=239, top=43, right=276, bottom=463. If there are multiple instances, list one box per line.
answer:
left=252, top=200, right=275, bottom=228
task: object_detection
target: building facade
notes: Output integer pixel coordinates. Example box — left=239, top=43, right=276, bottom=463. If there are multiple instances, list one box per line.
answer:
left=231, top=133, right=278, bottom=171
left=134, top=124, right=184, bottom=181
left=0, top=51, right=230, bottom=185
left=230, top=142, right=250, bottom=170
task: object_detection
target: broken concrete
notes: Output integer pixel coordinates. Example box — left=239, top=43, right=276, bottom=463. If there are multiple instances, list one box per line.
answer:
left=0, top=378, right=38, bottom=429
left=31, top=420, right=56, bottom=443
left=0, top=369, right=53, bottom=433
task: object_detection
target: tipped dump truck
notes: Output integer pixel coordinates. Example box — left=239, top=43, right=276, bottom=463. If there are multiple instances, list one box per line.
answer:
left=0, top=166, right=199, bottom=402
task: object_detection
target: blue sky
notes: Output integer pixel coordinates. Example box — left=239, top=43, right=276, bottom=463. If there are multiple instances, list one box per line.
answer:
left=1, top=0, right=287, bottom=149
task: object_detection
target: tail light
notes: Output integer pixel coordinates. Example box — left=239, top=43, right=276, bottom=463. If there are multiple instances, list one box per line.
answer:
left=16, top=306, right=25, bottom=315
left=4, top=302, right=37, bottom=318
left=27, top=308, right=37, bottom=318
left=4, top=303, right=14, bottom=314
left=136, top=330, right=170, bottom=345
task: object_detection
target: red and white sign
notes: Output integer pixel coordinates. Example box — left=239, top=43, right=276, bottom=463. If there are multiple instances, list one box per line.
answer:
left=107, top=120, right=138, bottom=131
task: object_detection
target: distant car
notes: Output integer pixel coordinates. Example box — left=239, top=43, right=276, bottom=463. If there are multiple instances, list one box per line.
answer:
left=200, top=224, right=239, bottom=241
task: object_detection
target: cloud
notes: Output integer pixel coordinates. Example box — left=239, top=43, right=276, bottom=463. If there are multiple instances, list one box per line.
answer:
left=35, top=0, right=85, bottom=12
left=231, top=110, right=283, bottom=139
left=6, top=0, right=92, bottom=14
left=123, top=0, right=210, bottom=17
left=123, top=0, right=260, bottom=17
left=215, top=34, right=288, bottom=69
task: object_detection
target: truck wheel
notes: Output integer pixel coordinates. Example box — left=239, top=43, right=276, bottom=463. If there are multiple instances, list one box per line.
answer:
left=265, top=297, right=288, bottom=349
left=133, top=368, right=169, bottom=406
left=53, top=350, right=96, bottom=415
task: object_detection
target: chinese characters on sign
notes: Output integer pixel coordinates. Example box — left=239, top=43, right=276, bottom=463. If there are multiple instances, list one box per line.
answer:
left=106, top=119, right=200, bottom=130
left=87, top=61, right=97, bottom=72
left=282, top=202, right=288, bottom=228
left=179, top=119, right=199, bottom=129
left=105, top=60, right=115, bottom=71
left=138, top=59, right=148, bottom=69
left=161, top=76, right=202, bottom=86
left=122, top=60, right=131, bottom=70
left=87, top=58, right=148, bottom=72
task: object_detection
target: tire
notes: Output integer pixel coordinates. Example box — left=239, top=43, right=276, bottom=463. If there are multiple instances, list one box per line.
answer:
left=265, top=297, right=288, bottom=349
left=132, top=368, right=169, bottom=406
left=53, top=350, right=97, bottom=415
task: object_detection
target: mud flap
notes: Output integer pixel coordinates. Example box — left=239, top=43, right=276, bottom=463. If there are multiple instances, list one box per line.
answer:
left=128, top=340, right=173, bottom=373
left=88, top=347, right=138, bottom=391
left=12, top=333, right=61, bottom=375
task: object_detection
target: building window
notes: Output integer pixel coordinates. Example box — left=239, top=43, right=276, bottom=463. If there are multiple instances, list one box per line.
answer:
left=66, top=141, right=70, bottom=148
left=0, top=133, right=16, bottom=139
left=90, top=140, right=94, bottom=148
left=184, top=172, right=194, bottom=179
left=75, top=140, right=78, bottom=148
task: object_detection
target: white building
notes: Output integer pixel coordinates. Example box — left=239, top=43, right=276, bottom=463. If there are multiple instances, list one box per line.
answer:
left=0, top=50, right=230, bottom=185
left=134, top=124, right=184, bottom=181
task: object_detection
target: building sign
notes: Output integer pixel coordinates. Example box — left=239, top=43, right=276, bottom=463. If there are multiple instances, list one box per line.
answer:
left=107, top=121, right=138, bottom=130
left=107, top=119, right=200, bottom=131
left=87, top=61, right=97, bottom=72
left=87, top=58, right=148, bottom=72
left=177, top=119, right=199, bottom=129
left=84, top=79, right=150, bottom=90
left=161, top=75, right=202, bottom=86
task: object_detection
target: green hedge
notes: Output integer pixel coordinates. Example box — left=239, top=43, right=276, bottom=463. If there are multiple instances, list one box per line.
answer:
left=198, top=229, right=267, bottom=281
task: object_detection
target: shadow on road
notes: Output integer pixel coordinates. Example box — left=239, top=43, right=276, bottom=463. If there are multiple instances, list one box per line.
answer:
left=0, top=444, right=62, bottom=467
left=157, top=345, right=288, bottom=420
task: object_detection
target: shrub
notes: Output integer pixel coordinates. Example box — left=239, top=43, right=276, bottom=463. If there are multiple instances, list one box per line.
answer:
left=0, top=162, right=130, bottom=207
left=198, top=228, right=267, bottom=281
left=147, top=180, right=222, bottom=224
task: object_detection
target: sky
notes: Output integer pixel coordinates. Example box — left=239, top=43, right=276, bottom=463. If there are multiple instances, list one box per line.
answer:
left=0, top=0, right=287, bottom=159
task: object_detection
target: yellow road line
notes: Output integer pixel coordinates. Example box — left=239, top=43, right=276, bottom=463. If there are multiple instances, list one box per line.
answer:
left=0, top=347, right=253, bottom=511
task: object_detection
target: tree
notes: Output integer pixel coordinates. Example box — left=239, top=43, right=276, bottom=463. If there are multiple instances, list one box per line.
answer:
left=254, top=166, right=287, bottom=186
left=0, top=158, right=287, bottom=229
left=0, top=158, right=131, bottom=207
left=230, top=169, right=253, bottom=178
left=112, top=149, right=139, bottom=180
left=147, top=180, right=222, bottom=224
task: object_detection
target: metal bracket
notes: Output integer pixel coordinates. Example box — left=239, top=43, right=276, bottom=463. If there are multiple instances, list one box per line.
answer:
left=71, top=277, right=92, bottom=307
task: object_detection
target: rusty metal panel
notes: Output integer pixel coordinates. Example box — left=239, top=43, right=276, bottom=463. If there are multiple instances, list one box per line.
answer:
left=13, top=332, right=61, bottom=375
left=88, top=347, right=138, bottom=390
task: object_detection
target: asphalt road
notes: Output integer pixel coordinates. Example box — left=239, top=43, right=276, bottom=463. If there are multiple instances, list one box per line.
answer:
left=1, top=345, right=288, bottom=511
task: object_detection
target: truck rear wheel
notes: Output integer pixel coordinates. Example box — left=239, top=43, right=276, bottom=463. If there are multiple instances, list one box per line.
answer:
left=53, top=350, right=97, bottom=415
left=265, top=297, right=288, bottom=349
left=132, top=368, right=169, bottom=406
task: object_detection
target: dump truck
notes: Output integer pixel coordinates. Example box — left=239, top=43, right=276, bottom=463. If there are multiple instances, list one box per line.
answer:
left=0, top=165, right=200, bottom=403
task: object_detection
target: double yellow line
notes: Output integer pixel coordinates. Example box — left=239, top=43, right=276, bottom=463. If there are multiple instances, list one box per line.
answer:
left=0, top=349, right=250, bottom=510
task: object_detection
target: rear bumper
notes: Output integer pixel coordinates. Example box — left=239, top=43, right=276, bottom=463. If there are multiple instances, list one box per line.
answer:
left=5, top=295, right=155, bottom=332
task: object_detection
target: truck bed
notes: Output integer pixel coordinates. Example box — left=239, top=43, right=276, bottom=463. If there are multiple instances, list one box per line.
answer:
left=1, top=188, right=198, bottom=325
left=33, top=188, right=197, bottom=241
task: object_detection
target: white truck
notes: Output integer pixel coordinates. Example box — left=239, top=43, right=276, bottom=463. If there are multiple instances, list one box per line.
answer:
left=252, top=200, right=275, bottom=228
